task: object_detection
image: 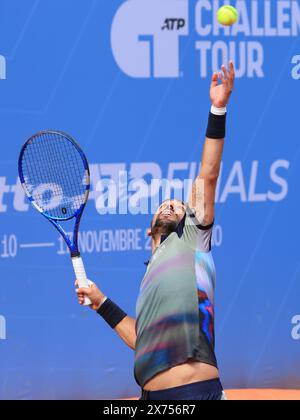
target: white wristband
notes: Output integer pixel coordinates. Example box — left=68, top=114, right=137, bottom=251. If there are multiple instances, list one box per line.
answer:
left=211, top=105, right=227, bottom=116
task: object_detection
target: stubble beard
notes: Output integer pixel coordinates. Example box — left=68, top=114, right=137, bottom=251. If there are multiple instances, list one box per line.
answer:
left=151, top=217, right=178, bottom=238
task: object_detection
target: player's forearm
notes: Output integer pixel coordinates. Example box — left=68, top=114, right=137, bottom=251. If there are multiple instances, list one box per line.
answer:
left=199, top=137, right=224, bottom=200
left=200, top=105, right=226, bottom=183
left=200, top=137, right=224, bottom=182
left=114, top=316, right=137, bottom=350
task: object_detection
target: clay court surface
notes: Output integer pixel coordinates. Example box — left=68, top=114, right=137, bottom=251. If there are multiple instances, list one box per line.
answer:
left=126, top=389, right=300, bottom=401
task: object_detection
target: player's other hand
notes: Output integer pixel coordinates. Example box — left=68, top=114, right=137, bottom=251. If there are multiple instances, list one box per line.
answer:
left=75, top=280, right=106, bottom=311
left=210, top=61, right=235, bottom=108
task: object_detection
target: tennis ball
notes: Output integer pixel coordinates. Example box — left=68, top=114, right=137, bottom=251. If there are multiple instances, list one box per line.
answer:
left=217, top=5, right=239, bottom=26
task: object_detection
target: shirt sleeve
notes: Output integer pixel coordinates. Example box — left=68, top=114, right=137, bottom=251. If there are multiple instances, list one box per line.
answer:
left=179, top=205, right=214, bottom=252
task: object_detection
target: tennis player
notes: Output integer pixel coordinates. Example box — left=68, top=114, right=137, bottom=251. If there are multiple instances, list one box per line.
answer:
left=76, top=62, right=235, bottom=401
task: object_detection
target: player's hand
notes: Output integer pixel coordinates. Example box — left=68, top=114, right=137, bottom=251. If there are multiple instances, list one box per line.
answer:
left=75, top=280, right=106, bottom=311
left=210, top=61, right=235, bottom=108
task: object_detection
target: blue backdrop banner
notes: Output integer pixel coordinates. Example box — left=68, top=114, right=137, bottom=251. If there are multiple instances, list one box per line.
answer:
left=0, top=0, right=300, bottom=399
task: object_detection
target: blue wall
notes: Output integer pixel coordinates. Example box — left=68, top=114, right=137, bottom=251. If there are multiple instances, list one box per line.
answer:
left=0, top=0, right=300, bottom=399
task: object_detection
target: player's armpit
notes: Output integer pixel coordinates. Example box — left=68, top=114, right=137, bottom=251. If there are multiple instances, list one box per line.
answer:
left=188, top=175, right=215, bottom=227
left=188, top=177, right=206, bottom=226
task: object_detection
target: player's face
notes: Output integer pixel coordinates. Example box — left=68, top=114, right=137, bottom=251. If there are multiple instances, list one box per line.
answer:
left=152, top=200, right=186, bottom=233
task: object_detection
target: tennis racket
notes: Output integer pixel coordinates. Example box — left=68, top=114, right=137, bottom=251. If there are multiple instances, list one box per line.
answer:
left=18, top=130, right=92, bottom=306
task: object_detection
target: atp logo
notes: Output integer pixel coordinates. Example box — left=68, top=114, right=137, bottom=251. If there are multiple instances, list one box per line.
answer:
left=111, top=0, right=189, bottom=78
left=161, top=18, right=186, bottom=31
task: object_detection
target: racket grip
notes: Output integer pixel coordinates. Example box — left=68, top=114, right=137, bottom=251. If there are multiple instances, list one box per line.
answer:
left=71, top=256, right=92, bottom=306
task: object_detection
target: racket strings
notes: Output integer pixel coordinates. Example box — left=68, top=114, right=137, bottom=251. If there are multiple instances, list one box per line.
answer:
left=21, top=132, right=88, bottom=219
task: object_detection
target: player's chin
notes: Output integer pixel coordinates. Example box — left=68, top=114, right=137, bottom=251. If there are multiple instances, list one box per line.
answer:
left=160, top=214, right=178, bottom=223
left=169, top=215, right=181, bottom=225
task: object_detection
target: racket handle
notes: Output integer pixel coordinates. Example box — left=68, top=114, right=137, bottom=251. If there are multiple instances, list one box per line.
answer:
left=71, top=256, right=92, bottom=306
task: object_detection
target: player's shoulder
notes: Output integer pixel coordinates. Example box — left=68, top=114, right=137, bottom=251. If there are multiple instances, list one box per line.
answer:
left=185, top=203, right=214, bottom=231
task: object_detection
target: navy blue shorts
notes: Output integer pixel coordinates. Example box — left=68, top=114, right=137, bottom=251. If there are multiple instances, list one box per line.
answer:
left=140, top=378, right=225, bottom=401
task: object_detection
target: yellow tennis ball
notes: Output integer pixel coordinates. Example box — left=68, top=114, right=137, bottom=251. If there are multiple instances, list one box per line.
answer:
left=217, top=5, right=239, bottom=26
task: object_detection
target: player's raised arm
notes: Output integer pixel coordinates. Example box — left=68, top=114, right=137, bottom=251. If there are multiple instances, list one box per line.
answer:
left=189, top=61, right=235, bottom=226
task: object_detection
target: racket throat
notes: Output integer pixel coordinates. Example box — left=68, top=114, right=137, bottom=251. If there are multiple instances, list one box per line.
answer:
left=71, top=251, right=81, bottom=258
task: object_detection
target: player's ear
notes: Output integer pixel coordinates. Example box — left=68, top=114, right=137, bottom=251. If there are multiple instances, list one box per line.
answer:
left=147, top=228, right=152, bottom=237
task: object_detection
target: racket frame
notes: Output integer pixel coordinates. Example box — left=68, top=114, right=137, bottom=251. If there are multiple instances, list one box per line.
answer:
left=18, top=130, right=92, bottom=304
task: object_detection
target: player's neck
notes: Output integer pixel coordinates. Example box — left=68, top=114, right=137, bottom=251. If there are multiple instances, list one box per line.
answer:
left=152, top=235, right=162, bottom=253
